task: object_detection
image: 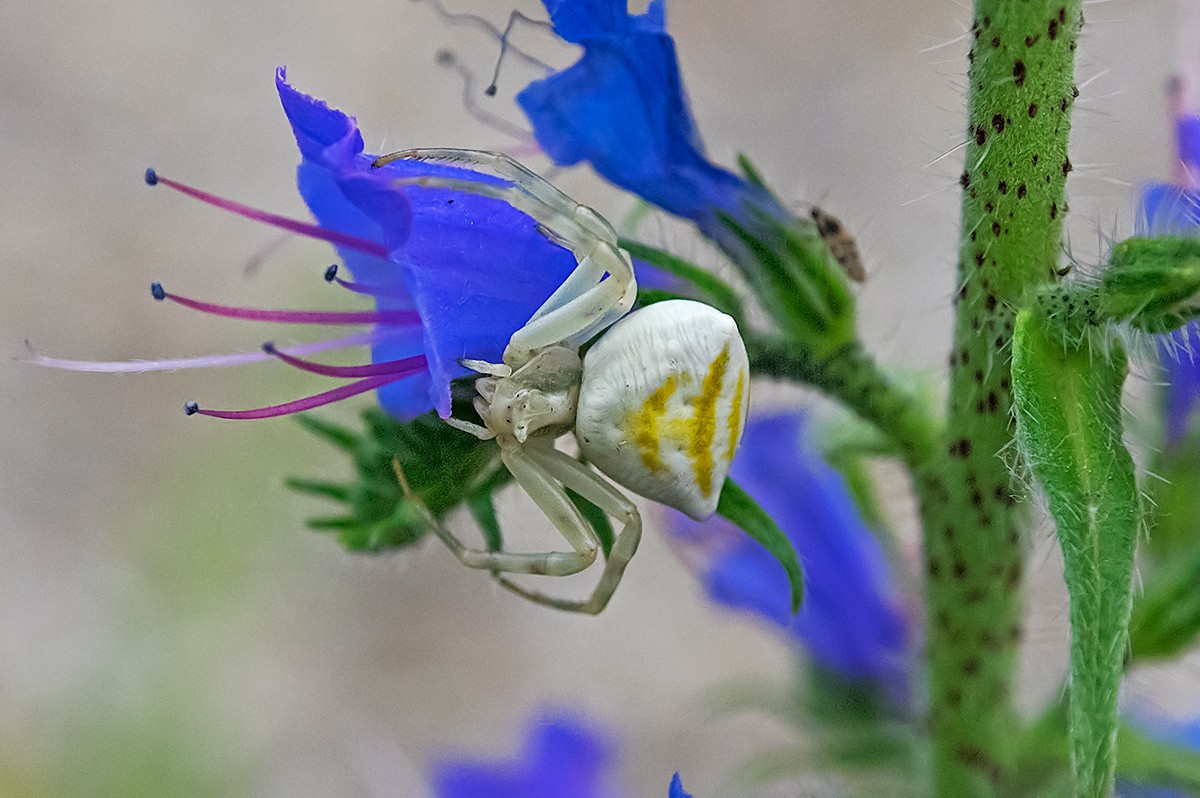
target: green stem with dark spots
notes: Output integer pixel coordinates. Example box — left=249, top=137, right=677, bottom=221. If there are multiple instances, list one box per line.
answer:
left=925, top=2, right=1082, bottom=795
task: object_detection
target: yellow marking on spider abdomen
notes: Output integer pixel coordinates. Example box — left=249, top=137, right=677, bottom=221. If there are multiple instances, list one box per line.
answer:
left=686, top=345, right=730, bottom=498
left=630, top=374, right=677, bottom=472
left=725, top=370, right=746, bottom=464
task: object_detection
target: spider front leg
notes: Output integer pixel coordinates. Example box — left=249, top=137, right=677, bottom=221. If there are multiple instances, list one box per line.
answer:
left=371, top=148, right=636, bottom=362
left=494, top=443, right=643, bottom=615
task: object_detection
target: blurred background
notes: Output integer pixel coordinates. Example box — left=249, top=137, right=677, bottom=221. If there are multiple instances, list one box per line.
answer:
left=0, top=0, right=1187, bottom=794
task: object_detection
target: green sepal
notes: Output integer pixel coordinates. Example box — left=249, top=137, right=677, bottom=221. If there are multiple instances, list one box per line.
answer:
left=1101, top=236, right=1200, bottom=332
left=293, top=413, right=359, bottom=452
left=1011, top=309, right=1138, bottom=798
left=716, top=476, right=804, bottom=613
left=289, top=407, right=503, bottom=553
left=718, top=211, right=855, bottom=355
left=618, top=237, right=746, bottom=322
left=735, top=152, right=770, bottom=189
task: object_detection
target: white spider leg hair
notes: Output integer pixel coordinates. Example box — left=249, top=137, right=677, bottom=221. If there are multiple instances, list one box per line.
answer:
left=372, top=148, right=637, bottom=363
left=495, top=444, right=642, bottom=615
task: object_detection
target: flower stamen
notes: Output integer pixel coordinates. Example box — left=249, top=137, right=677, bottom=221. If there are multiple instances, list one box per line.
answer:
left=322, top=264, right=410, bottom=299
left=183, top=373, right=410, bottom=420
left=144, top=168, right=389, bottom=258
left=150, top=282, right=419, bottom=326
left=261, top=341, right=426, bottom=378
left=21, top=332, right=383, bottom=373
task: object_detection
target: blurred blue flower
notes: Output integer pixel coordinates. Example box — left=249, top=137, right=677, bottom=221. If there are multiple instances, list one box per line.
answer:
left=668, top=772, right=694, bottom=798
left=669, top=413, right=910, bottom=697
left=432, top=710, right=622, bottom=798
left=1140, top=114, right=1200, bottom=446
left=516, top=0, right=791, bottom=251
left=278, top=69, right=578, bottom=419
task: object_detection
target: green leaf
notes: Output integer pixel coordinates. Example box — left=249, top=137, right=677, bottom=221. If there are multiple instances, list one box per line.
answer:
left=1011, top=309, right=1139, bottom=798
left=1009, top=703, right=1200, bottom=797
left=466, top=491, right=503, bottom=553
left=566, top=487, right=615, bottom=558
left=633, top=287, right=691, bottom=309
left=618, top=237, right=746, bottom=322
left=1116, top=722, right=1200, bottom=792
left=716, top=477, right=804, bottom=613
left=1128, top=550, right=1200, bottom=661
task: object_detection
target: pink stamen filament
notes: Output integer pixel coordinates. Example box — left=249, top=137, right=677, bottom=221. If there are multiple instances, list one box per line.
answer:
left=151, top=283, right=419, bottom=326
left=262, top=342, right=427, bottom=378
left=323, top=264, right=410, bottom=299
left=185, top=373, right=408, bottom=420
left=21, top=331, right=385, bottom=373
left=144, top=169, right=389, bottom=259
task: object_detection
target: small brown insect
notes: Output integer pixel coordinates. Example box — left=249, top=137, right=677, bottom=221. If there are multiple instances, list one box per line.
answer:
left=810, top=207, right=866, bottom=283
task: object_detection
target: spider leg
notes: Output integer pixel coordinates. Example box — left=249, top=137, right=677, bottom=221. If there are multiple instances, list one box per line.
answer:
left=399, top=442, right=600, bottom=576
left=372, top=149, right=636, bottom=361
left=442, top=416, right=495, bottom=440
left=494, top=444, right=643, bottom=615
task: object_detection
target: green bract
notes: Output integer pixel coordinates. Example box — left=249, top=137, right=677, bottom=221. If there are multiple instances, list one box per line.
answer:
left=1012, top=310, right=1137, bottom=798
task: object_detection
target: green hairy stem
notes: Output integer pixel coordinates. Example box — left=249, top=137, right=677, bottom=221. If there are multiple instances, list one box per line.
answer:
left=926, top=2, right=1082, bottom=795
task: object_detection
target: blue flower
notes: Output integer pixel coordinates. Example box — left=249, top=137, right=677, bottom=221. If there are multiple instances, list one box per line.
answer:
left=669, top=413, right=910, bottom=696
left=668, top=772, right=694, bottom=798
left=516, top=0, right=791, bottom=251
left=431, top=710, right=622, bottom=798
left=277, top=69, right=578, bottom=419
left=1139, top=114, right=1200, bottom=446
left=38, top=72, right=586, bottom=422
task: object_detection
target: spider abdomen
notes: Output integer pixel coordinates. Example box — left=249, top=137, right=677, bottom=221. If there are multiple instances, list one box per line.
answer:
left=575, top=300, right=750, bottom=521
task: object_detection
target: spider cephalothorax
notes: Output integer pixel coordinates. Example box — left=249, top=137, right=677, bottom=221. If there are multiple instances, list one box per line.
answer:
left=467, top=346, right=583, bottom=446
left=375, top=148, right=748, bottom=613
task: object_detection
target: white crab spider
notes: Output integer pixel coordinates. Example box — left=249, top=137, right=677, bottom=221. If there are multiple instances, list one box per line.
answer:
left=373, top=148, right=750, bottom=614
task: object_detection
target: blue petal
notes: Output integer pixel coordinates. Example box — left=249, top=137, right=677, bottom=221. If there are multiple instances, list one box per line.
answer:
left=1178, top=115, right=1200, bottom=178
left=668, top=773, right=694, bottom=798
left=276, top=69, right=429, bottom=418
left=277, top=71, right=578, bottom=418
left=541, top=0, right=664, bottom=43
left=670, top=413, right=910, bottom=693
left=1160, top=324, right=1200, bottom=445
left=1138, top=182, right=1200, bottom=236
left=518, top=1, right=781, bottom=242
left=432, top=710, right=619, bottom=798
